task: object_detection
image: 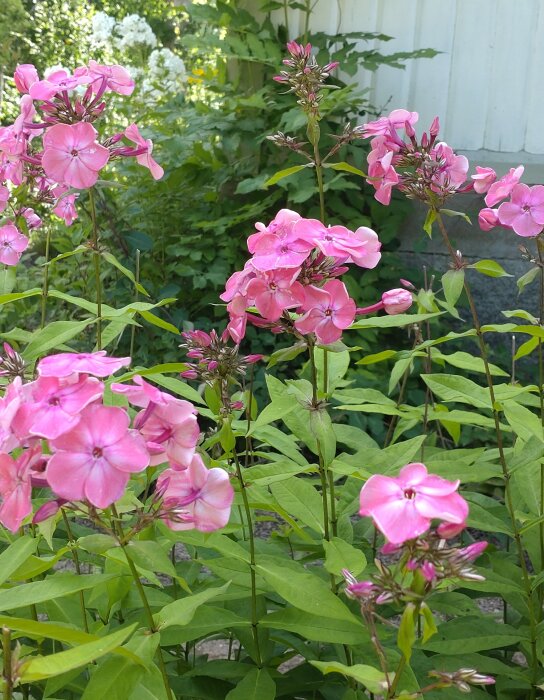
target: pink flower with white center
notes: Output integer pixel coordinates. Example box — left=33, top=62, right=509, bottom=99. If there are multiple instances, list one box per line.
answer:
left=478, top=207, right=500, bottom=232
left=361, top=109, right=419, bottom=138
left=37, top=351, right=130, bottom=378
left=295, top=279, right=356, bottom=345
left=30, top=69, right=89, bottom=100
left=124, top=123, right=164, bottom=180
left=83, top=61, right=135, bottom=96
left=46, top=404, right=150, bottom=508
left=42, top=122, right=109, bottom=189
left=137, top=398, right=199, bottom=467
left=158, top=454, right=234, bottom=532
left=251, top=231, right=314, bottom=271
left=382, top=288, right=413, bottom=314
left=359, top=462, right=468, bottom=545
left=247, top=209, right=302, bottom=253
left=246, top=268, right=305, bottom=321
left=0, top=185, right=9, bottom=213
left=13, top=374, right=103, bottom=440
left=485, top=165, right=524, bottom=207
left=497, top=183, right=544, bottom=237
left=52, top=193, right=79, bottom=226
left=0, top=224, right=28, bottom=266
left=471, top=166, right=496, bottom=194
left=0, top=447, right=42, bottom=532
left=111, top=375, right=172, bottom=409
left=0, top=377, right=23, bottom=452
left=14, top=64, right=39, bottom=94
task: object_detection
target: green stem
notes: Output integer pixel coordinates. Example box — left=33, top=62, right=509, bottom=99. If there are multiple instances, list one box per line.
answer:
left=40, top=226, right=51, bottom=329
left=436, top=212, right=539, bottom=696
left=313, top=139, right=325, bottom=223
left=111, top=508, right=174, bottom=700
left=232, top=451, right=262, bottom=667
left=88, top=188, right=102, bottom=349
left=388, top=655, right=406, bottom=698
left=61, top=510, right=89, bottom=634
left=129, top=249, right=141, bottom=360
left=537, top=237, right=544, bottom=614
left=2, top=627, right=12, bottom=700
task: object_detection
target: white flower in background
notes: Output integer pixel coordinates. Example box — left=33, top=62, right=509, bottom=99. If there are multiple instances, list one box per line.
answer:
left=144, top=48, right=187, bottom=98
left=115, top=14, right=157, bottom=51
left=91, top=11, right=116, bottom=46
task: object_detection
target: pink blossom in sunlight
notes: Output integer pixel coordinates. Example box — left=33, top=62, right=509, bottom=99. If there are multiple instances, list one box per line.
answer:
left=46, top=404, right=149, bottom=508
left=52, top=193, right=79, bottom=226
left=0, top=224, right=28, bottom=266
left=14, top=64, right=39, bottom=94
left=137, top=398, right=199, bottom=467
left=295, top=279, right=356, bottom=345
left=111, top=375, right=172, bottom=408
left=158, top=454, right=234, bottom=532
left=83, top=61, right=135, bottom=96
left=246, top=268, right=305, bottom=321
left=485, top=165, right=524, bottom=207
left=37, top=351, right=130, bottom=378
left=42, top=122, right=109, bottom=189
left=250, top=231, right=314, bottom=271
left=359, top=462, right=468, bottom=544
left=497, top=183, right=544, bottom=237
left=0, top=447, right=42, bottom=532
left=30, top=69, right=89, bottom=101
left=247, top=209, right=302, bottom=253
left=471, top=166, right=496, bottom=194
left=124, top=123, right=163, bottom=180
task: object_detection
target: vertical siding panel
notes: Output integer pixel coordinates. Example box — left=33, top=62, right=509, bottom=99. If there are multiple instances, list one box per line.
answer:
left=523, top=2, right=544, bottom=153
left=338, top=0, right=380, bottom=97
left=483, top=0, right=535, bottom=152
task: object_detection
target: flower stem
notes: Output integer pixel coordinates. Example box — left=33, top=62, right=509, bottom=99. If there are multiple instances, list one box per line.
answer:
left=129, top=249, right=141, bottom=360
left=2, top=627, right=12, bottom=700
left=232, top=451, right=262, bottom=667
left=88, top=187, right=102, bottom=349
left=61, top=509, right=89, bottom=634
left=313, top=139, right=326, bottom=223
left=537, top=236, right=544, bottom=614
left=436, top=211, right=539, bottom=695
left=40, top=226, right=51, bottom=329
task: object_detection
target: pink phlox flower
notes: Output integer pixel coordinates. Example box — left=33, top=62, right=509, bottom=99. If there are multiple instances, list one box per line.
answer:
left=220, top=261, right=256, bottom=303
left=30, top=69, right=89, bottom=101
left=471, top=166, right=497, bottom=194
left=250, top=230, right=314, bottom=271
left=37, top=351, right=130, bottom=378
left=225, top=294, right=248, bottom=344
left=293, top=219, right=367, bottom=262
left=83, top=61, right=135, bottom=96
left=421, top=561, right=437, bottom=582
left=111, top=374, right=172, bottom=409
left=485, top=165, right=524, bottom=207
left=359, top=462, right=469, bottom=544
left=430, top=142, right=469, bottom=191
left=0, top=446, right=42, bottom=532
left=46, top=404, right=150, bottom=508
left=455, top=540, right=488, bottom=563
left=361, top=108, right=418, bottom=139
left=497, top=183, right=544, bottom=237
left=52, top=193, right=79, bottom=226
left=14, top=64, right=39, bottom=94
left=247, top=209, right=302, bottom=253
left=478, top=207, right=500, bottom=232
left=138, top=399, right=199, bottom=467
left=157, top=454, right=234, bottom=532
left=245, top=267, right=305, bottom=321
left=20, top=208, right=42, bottom=230
left=13, top=95, right=38, bottom=138
left=124, top=123, right=164, bottom=180
left=0, top=377, right=23, bottom=452
left=13, top=374, right=103, bottom=440
left=436, top=520, right=466, bottom=538
left=367, top=146, right=400, bottom=205
left=42, top=122, right=109, bottom=189
left=0, top=185, right=9, bottom=214
left=0, top=223, right=28, bottom=266
left=0, top=127, right=26, bottom=185
left=382, top=288, right=413, bottom=314
left=349, top=227, right=382, bottom=268
left=294, top=279, right=356, bottom=345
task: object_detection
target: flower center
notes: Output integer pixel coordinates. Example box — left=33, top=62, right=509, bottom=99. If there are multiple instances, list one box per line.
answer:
left=48, top=397, right=60, bottom=406
left=92, top=447, right=103, bottom=458
left=522, top=204, right=531, bottom=213
left=324, top=308, right=333, bottom=316
left=71, top=149, right=79, bottom=157
left=269, top=282, right=277, bottom=291
left=403, top=487, right=416, bottom=499
left=2, top=241, right=11, bottom=248
left=280, top=246, right=289, bottom=254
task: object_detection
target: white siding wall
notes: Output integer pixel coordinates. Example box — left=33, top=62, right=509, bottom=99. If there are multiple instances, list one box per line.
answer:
left=272, top=0, right=543, bottom=155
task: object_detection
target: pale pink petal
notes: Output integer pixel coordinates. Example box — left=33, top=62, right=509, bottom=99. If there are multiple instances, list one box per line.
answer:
left=84, top=460, right=129, bottom=508
left=372, top=499, right=430, bottom=544
left=359, top=474, right=403, bottom=515
left=46, top=451, right=90, bottom=501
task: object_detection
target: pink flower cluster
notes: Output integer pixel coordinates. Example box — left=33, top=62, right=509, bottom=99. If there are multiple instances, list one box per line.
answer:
left=358, top=109, right=469, bottom=206
left=0, top=62, right=164, bottom=266
left=220, top=208, right=411, bottom=346
left=0, top=351, right=233, bottom=533
left=474, top=165, right=544, bottom=237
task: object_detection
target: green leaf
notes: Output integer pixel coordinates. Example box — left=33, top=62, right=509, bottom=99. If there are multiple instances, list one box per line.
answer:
left=356, top=349, right=397, bottom=365
left=0, top=536, right=38, bottom=586
left=431, top=349, right=507, bottom=376
left=397, top=603, right=416, bottom=661
left=441, top=269, right=465, bottom=307
left=324, top=161, right=367, bottom=178
left=101, top=251, right=149, bottom=296
left=323, top=537, right=366, bottom=576
left=419, top=603, right=438, bottom=643
left=225, top=667, right=276, bottom=700
left=138, top=310, right=179, bottom=335
left=19, top=624, right=137, bottom=682
left=309, top=406, right=336, bottom=466
left=0, top=573, right=113, bottom=611
left=441, top=208, right=472, bottom=225
left=351, top=312, right=441, bottom=330
left=270, top=477, right=324, bottom=534
left=256, top=556, right=360, bottom=623
left=261, top=607, right=367, bottom=644
left=0, top=266, right=16, bottom=295
left=264, top=164, right=310, bottom=187
left=78, top=534, right=118, bottom=555
left=421, top=374, right=490, bottom=408
left=514, top=336, right=539, bottom=360
left=423, top=208, right=436, bottom=237
left=517, top=266, right=539, bottom=293
left=469, top=259, right=512, bottom=278
left=22, top=320, right=95, bottom=361
left=420, top=617, right=524, bottom=653
left=153, top=582, right=230, bottom=630
left=310, top=661, right=388, bottom=695
left=249, top=390, right=297, bottom=432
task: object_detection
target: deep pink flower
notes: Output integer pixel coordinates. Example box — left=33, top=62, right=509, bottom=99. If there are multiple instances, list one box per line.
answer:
left=478, top=207, right=500, bottom=231
left=52, top=193, right=78, bottom=226
left=248, top=209, right=302, bottom=253
left=294, top=219, right=369, bottom=263
left=485, top=165, right=524, bottom=207
left=497, top=183, right=544, bottom=237
left=42, top=123, right=109, bottom=189
left=421, top=561, right=436, bottom=582
left=84, top=61, right=135, bottom=96
left=30, top=69, right=89, bottom=101
left=246, top=268, right=305, bottom=321
left=436, top=521, right=466, bottom=538
left=157, top=454, right=234, bottom=532
left=361, top=109, right=419, bottom=138
left=0, top=378, right=23, bottom=452
left=111, top=375, right=172, bottom=409
left=14, top=64, right=39, bottom=94
left=0, top=224, right=28, bottom=266
left=137, top=398, right=199, bottom=467
left=359, top=462, right=468, bottom=544
left=471, top=166, right=496, bottom=194
left=37, top=351, right=130, bottom=378
left=456, top=541, right=488, bottom=562
left=295, top=279, right=356, bottom=345
left=47, top=404, right=149, bottom=508
left=430, top=142, right=468, bottom=190
left=382, top=288, right=413, bottom=314
left=0, top=448, right=42, bottom=532
left=251, top=231, right=314, bottom=271
left=225, top=294, right=248, bottom=344
left=124, top=123, right=163, bottom=180
left=220, top=262, right=256, bottom=303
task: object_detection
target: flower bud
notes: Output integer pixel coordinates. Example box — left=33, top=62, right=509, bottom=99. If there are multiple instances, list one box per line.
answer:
left=33, top=500, right=61, bottom=523
left=382, top=288, right=413, bottom=315
left=478, top=207, right=500, bottom=231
